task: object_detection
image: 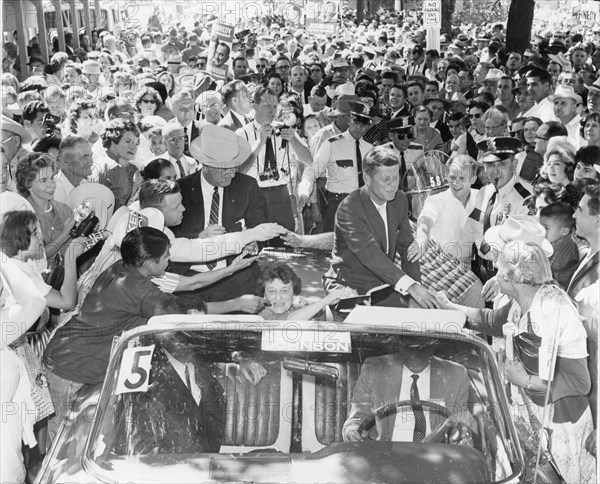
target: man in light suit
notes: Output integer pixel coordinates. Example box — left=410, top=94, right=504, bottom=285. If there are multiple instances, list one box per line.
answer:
left=343, top=338, right=472, bottom=444
left=326, top=145, right=440, bottom=308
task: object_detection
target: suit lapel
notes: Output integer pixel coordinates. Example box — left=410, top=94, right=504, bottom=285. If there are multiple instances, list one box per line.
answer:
left=360, top=187, right=387, bottom=252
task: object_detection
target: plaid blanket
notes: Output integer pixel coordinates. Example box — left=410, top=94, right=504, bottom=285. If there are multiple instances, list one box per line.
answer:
left=415, top=241, right=481, bottom=303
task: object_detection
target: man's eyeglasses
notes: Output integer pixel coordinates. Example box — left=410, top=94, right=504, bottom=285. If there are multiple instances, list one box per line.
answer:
left=469, top=113, right=482, bottom=119
left=277, top=65, right=290, bottom=70
left=393, top=132, right=413, bottom=140
left=535, top=135, right=549, bottom=141
left=141, top=98, right=156, bottom=104
left=256, top=64, right=266, bottom=69
left=167, top=135, right=186, bottom=143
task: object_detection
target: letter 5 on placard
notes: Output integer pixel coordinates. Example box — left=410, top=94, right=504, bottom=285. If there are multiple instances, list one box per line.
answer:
left=115, top=345, right=155, bottom=394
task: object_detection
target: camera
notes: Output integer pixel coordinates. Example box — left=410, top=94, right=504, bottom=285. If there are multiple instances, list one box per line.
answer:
left=259, top=169, right=280, bottom=181
left=70, top=201, right=99, bottom=238
left=43, top=113, right=61, bottom=135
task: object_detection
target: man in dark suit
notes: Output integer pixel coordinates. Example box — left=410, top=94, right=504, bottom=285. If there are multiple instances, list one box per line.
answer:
left=172, top=125, right=269, bottom=302
left=343, top=338, right=472, bottom=443
left=219, top=80, right=252, bottom=132
left=327, top=145, right=440, bottom=308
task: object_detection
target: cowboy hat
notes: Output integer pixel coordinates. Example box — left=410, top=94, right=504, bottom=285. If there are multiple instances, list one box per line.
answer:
left=190, top=124, right=251, bottom=168
left=66, top=183, right=115, bottom=230
left=1, top=114, right=32, bottom=144
left=485, top=215, right=553, bottom=257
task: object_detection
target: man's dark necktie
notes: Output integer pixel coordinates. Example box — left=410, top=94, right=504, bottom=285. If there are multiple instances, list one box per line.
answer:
left=206, top=186, right=219, bottom=270
left=184, top=126, right=190, bottom=157
left=264, top=136, right=278, bottom=179
left=175, top=158, right=186, bottom=178
left=483, top=188, right=498, bottom=232
left=400, top=151, right=408, bottom=191
left=355, top=139, right=363, bottom=186
left=410, top=374, right=426, bottom=443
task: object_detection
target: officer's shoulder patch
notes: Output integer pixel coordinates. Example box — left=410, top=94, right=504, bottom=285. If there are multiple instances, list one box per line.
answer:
left=513, top=182, right=530, bottom=199
left=328, top=133, right=344, bottom=143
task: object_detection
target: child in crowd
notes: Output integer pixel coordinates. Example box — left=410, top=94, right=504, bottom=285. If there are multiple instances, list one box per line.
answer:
left=147, top=126, right=166, bottom=156
left=538, top=202, right=580, bottom=289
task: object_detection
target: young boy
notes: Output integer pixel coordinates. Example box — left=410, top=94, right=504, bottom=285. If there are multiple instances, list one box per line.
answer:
left=539, top=202, right=580, bottom=289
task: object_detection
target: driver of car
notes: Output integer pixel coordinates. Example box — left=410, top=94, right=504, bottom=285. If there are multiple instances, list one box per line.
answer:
left=343, top=337, right=473, bottom=445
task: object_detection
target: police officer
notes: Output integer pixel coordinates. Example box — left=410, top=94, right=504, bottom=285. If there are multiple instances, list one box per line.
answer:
left=470, top=136, right=533, bottom=282
left=384, top=115, right=425, bottom=190
left=298, top=101, right=374, bottom=231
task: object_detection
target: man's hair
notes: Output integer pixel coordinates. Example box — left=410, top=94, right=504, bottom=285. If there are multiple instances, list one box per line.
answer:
left=253, top=85, right=277, bottom=105
left=170, top=90, right=193, bottom=107
left=539, top=201, right=575, bottom=230
left=120, top=227, right=170, bottom=268
left=232, top=55, right=247, bottom=67
left=407, top=81, right=424, bottom=93
left=309, top=85, right=327, bottom=98
left=525, top=67, right=552, bottom=84
left=363, top=145, right=400, bottom=177
left=221, top=80, right=245, bottom=107
left=22, top=100, right=49, bottom=123
left=381, top=71, right=398, bottom=82
left=32, top=135, right=61, bottom=153
left=58, top=135, right=87, bottom=162
left=575, top=145, right=600, bottom=167
left=139, top=179, right=180, bottom=210
left=425, top=80, right=439, bottom=91
left=583, top=183, right=600, bottom=216
left=390, top=83, right=408, bottom=97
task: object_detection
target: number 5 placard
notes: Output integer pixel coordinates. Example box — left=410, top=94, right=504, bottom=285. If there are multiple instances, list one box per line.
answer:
left=115, top=345, right=155, bottom=394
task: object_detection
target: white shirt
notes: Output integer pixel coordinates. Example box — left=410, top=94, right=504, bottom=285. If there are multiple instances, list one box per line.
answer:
left=524, top=96, right=557, bottom=123
left=371, top=197, right=417, bottom=295
left=237, top=120, right=305, bottom=188
left=418, top=188, right=479, bottom=264
left=391, top=364, right=432, bottom=441
left=164, top=351, right=202, bottom=405
left=53, top=170, right=75, bottom=204
left=194, top=174, right=226, bottom=271
left=298, top=130, right=372, bottom=197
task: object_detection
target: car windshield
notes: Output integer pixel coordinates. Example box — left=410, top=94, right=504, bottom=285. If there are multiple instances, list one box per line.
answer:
left=86, top=320, right=522, bottom=483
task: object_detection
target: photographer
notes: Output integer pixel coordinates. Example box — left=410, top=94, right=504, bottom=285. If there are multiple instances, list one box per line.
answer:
left=236, top=86, right=312, bottom=232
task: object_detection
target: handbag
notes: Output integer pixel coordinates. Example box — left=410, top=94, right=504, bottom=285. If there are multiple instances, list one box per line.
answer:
left=513, top=314, right=546, bottom=405
left=513, top=314, right=541, bottom=376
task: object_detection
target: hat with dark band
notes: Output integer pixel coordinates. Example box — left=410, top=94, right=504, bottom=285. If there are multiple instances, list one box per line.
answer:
left=348, top=100, right=373, bottom=119
left=387, top=115, right=414, bottom=133
left=477, top=136, right=522, bottom=163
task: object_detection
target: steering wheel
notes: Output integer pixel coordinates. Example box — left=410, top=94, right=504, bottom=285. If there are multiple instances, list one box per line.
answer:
left=357, top=399, right=469, bottom=444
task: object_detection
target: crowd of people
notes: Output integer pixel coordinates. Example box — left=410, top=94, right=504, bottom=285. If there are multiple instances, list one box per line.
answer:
left=1, top=5, right=599, bottom=484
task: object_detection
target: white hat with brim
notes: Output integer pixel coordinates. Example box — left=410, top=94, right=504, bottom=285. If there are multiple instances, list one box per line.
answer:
left=484, top=215, right=553, bottom=257
left=190, top=124, right=252, bottom=168
left=584, top=78, right=600, bottom=92
left=66, top=183, right=116, bottom=230
left=549, top=84, right=582, bottom=104
left=1, top=114, right=32, bottom=144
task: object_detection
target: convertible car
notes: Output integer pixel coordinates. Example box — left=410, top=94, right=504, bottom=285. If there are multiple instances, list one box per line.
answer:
left=35, top=310, right=526, bottom=483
